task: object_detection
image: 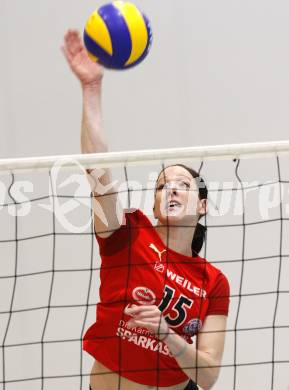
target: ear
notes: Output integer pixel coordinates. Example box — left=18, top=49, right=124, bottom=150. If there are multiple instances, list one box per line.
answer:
left=197, top=199, right=207, bottom=217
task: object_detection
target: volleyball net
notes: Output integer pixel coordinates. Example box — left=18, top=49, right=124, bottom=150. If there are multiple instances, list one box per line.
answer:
left=0, top=140, right=289, bottom=390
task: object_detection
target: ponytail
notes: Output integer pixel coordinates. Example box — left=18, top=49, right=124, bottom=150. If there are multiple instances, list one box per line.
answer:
left=191, top=222, right=207, bottom=256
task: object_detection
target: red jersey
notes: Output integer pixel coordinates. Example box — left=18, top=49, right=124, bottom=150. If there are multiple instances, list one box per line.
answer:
left=83, top=209, right=230, bottom=387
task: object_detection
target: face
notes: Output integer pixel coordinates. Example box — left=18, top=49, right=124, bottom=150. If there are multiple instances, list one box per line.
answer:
left=153, top=165, right=207, bottom=225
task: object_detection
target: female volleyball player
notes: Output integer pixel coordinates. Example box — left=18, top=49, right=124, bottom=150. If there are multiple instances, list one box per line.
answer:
left=62, top=30, right=230, bottom=390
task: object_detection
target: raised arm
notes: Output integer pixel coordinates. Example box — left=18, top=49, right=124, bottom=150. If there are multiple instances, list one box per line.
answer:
left=62, top=30, right=123, bottom=237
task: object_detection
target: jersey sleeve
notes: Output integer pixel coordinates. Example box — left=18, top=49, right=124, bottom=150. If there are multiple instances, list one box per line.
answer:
left=206, top=272, right=230, bottom=316
left=95, top=208, right=141, bottom=257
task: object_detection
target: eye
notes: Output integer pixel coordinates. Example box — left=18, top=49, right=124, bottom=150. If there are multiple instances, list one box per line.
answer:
left=180, top=181, right=190, bottom=189
left=157, top=184, right=164, bottom=191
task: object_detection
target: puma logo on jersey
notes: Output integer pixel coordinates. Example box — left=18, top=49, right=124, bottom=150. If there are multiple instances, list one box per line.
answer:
left=149, top=243, right=166, bottom=262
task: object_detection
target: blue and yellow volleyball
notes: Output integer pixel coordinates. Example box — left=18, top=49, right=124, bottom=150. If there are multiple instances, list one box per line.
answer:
left=84, top=1, right=152, bottom=70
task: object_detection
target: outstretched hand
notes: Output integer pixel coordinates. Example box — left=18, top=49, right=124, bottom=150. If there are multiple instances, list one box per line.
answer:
left=62, top=29, right=103, bottom=87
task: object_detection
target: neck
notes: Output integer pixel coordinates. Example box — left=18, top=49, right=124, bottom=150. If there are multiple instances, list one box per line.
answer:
left=154, top=220, right=197, bottom=257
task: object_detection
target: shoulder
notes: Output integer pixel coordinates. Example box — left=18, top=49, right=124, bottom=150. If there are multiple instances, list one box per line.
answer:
left=207, top=260, right=230, bottom=295
left=199, top=256, right=230, bottom=290
left=120, top=208, right=149, bottom=223
left=210, top=271, right=230, bottom=296
left=95, top=208, right=152, bottom=256
left=196, top=256, right=230, bottom=316
left=203, top=260, right=230, bottom=316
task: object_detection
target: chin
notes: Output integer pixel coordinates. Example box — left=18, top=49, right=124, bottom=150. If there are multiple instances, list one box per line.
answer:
left=158, top=210, right=191, bottom=225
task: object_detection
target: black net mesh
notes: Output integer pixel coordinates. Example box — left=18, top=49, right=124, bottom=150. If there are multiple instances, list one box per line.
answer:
left=0, top=153, right=289, bottom=390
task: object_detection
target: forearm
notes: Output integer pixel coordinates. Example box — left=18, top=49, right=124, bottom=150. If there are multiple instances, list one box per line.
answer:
left=164, top=329, right=219, bottom=390
left=81, top=81, right=108, bottom=154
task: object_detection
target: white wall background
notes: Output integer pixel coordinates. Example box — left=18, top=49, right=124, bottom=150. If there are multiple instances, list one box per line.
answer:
left=1, top=1, right=289, bottom=390
left=1, top=0, right=289, bottom=158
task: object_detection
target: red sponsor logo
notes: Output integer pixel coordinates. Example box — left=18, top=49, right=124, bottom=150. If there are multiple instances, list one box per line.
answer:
left=132, top=287, right=156, bottom=305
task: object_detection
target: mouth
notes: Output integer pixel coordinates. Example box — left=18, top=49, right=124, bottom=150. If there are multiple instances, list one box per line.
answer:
left=166, top=200, right=182, bottom=211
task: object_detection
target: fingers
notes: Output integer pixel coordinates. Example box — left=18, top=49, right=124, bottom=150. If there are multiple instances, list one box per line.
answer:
left=125, top=304, right=169, bottom=337
left=126, top=304, right=163, bottom=327
left=133, top=310, right=159, bottom=320
left=128, top=318, right=157, bottom=328
left=128, top=317, right=162, bottom=327
left=126, top=305, right=160, bottom=316
left=63, top=29, right=84, bottom=57
left=61, top=45, right=72, bottom=62
left=124, top=303, right=137, bottom=316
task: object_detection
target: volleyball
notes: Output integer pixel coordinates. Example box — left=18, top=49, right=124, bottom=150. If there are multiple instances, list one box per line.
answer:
left=84, top=1, right=152, bottom=70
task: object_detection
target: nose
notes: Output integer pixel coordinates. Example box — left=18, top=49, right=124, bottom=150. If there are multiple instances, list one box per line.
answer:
left=166, top=182, right=179, bottom=196
left=171, top=188, right=177, bottom=195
